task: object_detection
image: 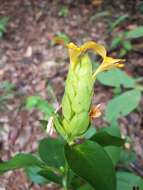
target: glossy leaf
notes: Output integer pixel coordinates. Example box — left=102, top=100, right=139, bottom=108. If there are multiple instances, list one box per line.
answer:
left=91, top=131, right=125, bottom=147
left=105, top=89, right=141, bottom=122
left=38, top=169, right=62, bottom=184
left=0, top=154, right=43, bottom=174
left=65, top=140, right=116, bottom=190
left=38, top=137, right=65, bottom=168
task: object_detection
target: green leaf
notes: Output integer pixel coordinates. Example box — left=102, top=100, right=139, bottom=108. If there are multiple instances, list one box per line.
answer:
left=25, top=96, right=41, bottom=108
left=65, top=140, right=116, bottom=190
left=90, top=131, right=125, bottom=147
left=58, top=7, right=69, bottom=17
left=0, top=81, right=15, bottom=91
left=97, top=68, right=136, bottom=88
left=105, top=89, right=141, bottom=122
left=119, top=149, right=136, bottom=165
left=38, top=169, right=62, bottom=184
left=138, top=3, right=143, bottom=14
left=117, top=172, right=143, bottom=190
left=84, top=126, right=96, bottom=139
left=53, top=32, right=70, bottom=45
left=123, top=40, right=132, bottom=51
left=110, top=15, right=128, bottom=31
left=126, top=26, right=143, bottom=39
left=101, top=126, right=123, bottom=166
left=26, top=96, right=54, bottom=116
left=26, top=166, right=49, bottom=184
left=0, top=154, right=43, bottom=174
left=78, top=184, right=94, bottom=190
left=0, top=17, right=9, bottom=37
left=38, top=137, right=65, bottom=168
left=111, top=36, right=122, bottom=49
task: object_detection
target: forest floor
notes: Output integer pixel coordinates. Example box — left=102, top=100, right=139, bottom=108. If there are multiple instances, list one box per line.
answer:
left=0, top=0, right=143, bottom=189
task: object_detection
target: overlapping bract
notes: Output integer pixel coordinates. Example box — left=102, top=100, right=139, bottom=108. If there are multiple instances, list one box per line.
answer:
left=62, top=54, right=93, bottom=140
left=56, top=41, right=124, bottom=142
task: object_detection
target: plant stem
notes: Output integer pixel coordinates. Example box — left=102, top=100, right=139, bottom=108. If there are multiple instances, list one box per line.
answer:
left=62, top=162, right=69, bottom=190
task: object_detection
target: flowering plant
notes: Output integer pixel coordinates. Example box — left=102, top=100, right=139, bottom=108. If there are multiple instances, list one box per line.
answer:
left=0, top=41, right=142, bottom=190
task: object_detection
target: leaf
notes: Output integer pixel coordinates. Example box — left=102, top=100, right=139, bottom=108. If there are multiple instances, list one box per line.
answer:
left=0, top=154, right=43, bottom=174
left=111, top=36, right=122, bottom=49
left=26, top=166, right=49, bottom=184
left=0, top=16, right=9, bottom=37
left=52, top=32, right=70, bottom=45
left=90, top=131, right=125, bottom=147
left=58, top=7, right=69, bottom=17
left=0, top=81, right=15, bottom=91
left=126, top=26, right=143, bottom=39
left=84, top=126, right=96, bottom=139
left=110, top=15, right=128, bottom=31
left=97, top=68, right=136, bottom=88
left=119, top=149, right=136, bottom=165
left=123, top=40, right=132, bottom=51
left=117, top=172, right=143, bottom=190
left=138, top=3, right=143, bottom=14
left=105, top=89, right=141, bottom=122
left=38, top=137, right=65, bottom=169
left=65, top=140, right=116, bottom=190
left=26, top=96, right=54, bottom=116
left=78, top=184, right=94, bottom=190
left=38, top=169, right=62, bottom=184
left=101, top=126, right=123, bottom=166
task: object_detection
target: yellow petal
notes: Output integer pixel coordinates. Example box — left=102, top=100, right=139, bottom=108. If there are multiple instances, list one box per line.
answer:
left=80, top=41, right=107, bottom=59
left=67, top=41, right=107, bottom=69
left=93, top=56, right=125, bottom=78
left=67, top=43, right=81, bottom=69
left=67, top=41, right=125, bottom=73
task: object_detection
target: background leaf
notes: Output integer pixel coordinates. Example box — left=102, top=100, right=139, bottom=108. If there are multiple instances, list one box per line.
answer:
left=126, top=26, right=143, bottom=39
left=97, top=69, right=136, bottom=88
left=117, top=172, right=143, bottom=190
left=26, top=96, right=54, bottom=117
left=119, top=149, right=136, bottom=165
left=0, top=154, right=43, bottom=174
left=65, top=140, right=116, bottom=190
left=110, top=14, right=128, bottom=31
left=105, top=89, right=141, bottom=122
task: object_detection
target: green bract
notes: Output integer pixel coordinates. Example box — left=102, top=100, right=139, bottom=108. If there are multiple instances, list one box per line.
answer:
left=62, top=54, right=94, bottom=140
left=53, top=41, right=125, bottom=143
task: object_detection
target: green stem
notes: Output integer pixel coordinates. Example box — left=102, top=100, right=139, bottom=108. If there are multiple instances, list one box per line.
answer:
left=62, top=162, right=69, bottom=190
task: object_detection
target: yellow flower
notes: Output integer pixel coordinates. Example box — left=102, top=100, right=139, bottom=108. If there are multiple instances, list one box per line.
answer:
left=67, top=41, right=125, bottom=77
